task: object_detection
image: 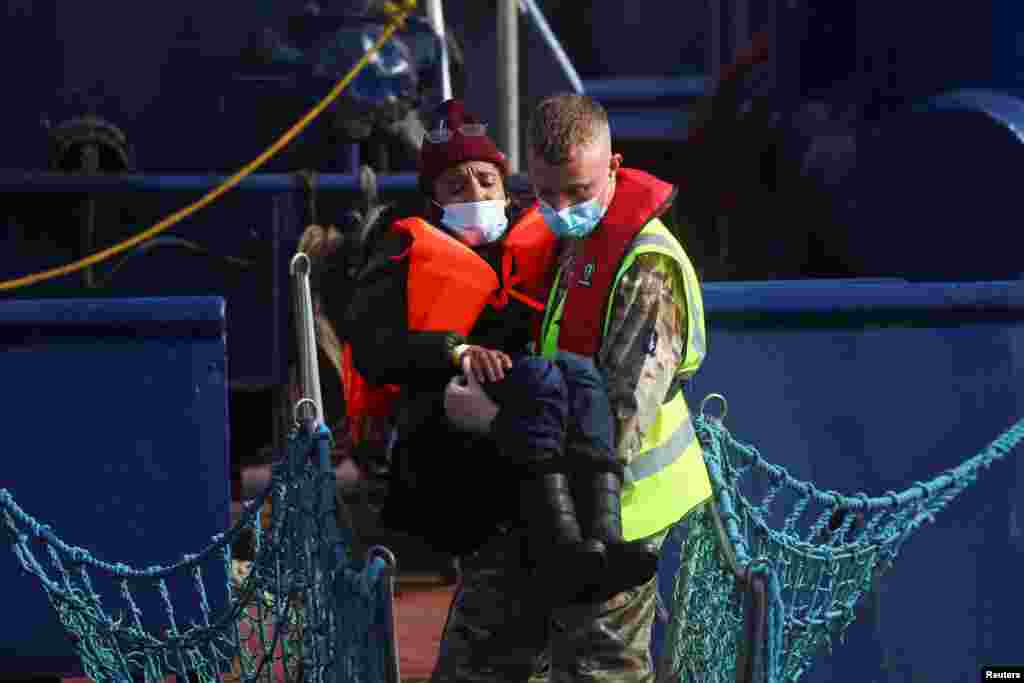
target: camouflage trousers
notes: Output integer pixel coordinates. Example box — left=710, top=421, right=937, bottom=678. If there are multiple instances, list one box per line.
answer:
left=430, top=515, right=693, bottom=683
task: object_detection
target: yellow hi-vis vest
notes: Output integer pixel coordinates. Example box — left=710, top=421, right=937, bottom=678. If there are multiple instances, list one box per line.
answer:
left=539, top=218, right=712, bottom=540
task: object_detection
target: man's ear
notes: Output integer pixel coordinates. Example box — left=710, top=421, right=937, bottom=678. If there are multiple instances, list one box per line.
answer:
left=610, top=152, right=624, bottom=174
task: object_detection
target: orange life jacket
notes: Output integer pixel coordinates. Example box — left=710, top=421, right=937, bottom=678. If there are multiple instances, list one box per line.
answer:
left=342, top=206, right=555, bottom=444
left=553, top=168, right=676, bottom=355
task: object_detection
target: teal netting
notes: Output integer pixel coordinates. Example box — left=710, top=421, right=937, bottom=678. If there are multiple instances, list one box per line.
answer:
left=0, top=423, right=398, bottom=683
left=659, top=400, right=1024, bottom=683
left=5, top=392, right=1022, bottom=683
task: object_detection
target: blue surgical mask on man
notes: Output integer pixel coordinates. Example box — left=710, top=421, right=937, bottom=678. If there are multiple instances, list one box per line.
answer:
left=538, top=174, right=615, bottom=239
left=436, top=199, right=509, bottom=245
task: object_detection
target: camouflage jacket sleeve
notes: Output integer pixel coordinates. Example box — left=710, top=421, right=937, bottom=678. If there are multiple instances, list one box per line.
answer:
left=596, top=251, right=689, bottom=467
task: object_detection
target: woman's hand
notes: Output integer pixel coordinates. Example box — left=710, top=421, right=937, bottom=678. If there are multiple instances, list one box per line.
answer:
left=444, top=356, right=500, bottom=434
left=455, top=345, right=512, bottom=383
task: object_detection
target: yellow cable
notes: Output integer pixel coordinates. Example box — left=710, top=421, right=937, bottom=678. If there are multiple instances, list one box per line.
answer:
left=0, top=0, right=417, bottom=293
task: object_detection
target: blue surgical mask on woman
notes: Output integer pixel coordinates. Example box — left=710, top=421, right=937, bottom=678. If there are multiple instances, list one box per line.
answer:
left=539, top=174, right=615, bottom=239
left=436, top=199, right=509, bottom=245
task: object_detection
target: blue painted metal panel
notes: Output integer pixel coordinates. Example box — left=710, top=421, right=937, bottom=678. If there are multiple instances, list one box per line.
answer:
left=654, top=279, right=1024, bottom=680
left=578, top=78, right=701, bottom=142
left=0, top=170, right=419, bottom=194
left=85, top=191, right=300, bottom=389
left=0, top=183, right=304, bottom=388
left=582, top=77, right=707, bottom=102
left=992, top=1, right=1024, bottom=96
left=605, top=109, right=693, bottom=142
left=0, top=296, right=231, bottom=677
left=839, top=89, right=1024, bottom=282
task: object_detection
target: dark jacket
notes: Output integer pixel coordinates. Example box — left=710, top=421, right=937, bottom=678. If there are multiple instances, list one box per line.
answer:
left=344, top=206, right=540, bottom=409
left=341, top=204, right=544, bottom=553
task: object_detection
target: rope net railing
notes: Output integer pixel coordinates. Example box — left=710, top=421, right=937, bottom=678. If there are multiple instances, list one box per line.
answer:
left=1, top=422, right=398, bottom=683
left=660, top=394, right=1024, bottom=683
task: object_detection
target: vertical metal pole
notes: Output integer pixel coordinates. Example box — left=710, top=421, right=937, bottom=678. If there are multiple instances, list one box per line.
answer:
left=425, top=0, right=453, bottom=101
left=759, top=0, right=780, bottom=96
left=775, top=0, right=803, bottom=106
left=708, top=0, right=724, bottom=90
left=81, top=142, right=100, bottom=288
left=733, top=0, right=750, bottom=58
left=290, top=253, right=323, bottom=428
left=271, top=193, right=290, bottom=465
left=367, top=545, right=402, bottom=683
left=374, top=140, right=390, bottom=173
left=496, top=0, right=520, bottom=173
left=81, top=197, right=97, bottom=288
left=347, top=143, right=360, bottom=174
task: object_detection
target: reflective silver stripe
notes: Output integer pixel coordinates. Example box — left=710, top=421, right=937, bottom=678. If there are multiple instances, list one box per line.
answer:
left=688, top=306, right=706, bottom=360
left=624, top=415, right=697, bottom=485
left=680, top=314, right=706, bottom=380
left=681, top=309, right=706, bottom=379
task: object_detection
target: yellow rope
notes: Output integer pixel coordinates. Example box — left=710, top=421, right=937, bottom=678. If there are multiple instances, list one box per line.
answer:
left=0, top=0, right=418, bottom=293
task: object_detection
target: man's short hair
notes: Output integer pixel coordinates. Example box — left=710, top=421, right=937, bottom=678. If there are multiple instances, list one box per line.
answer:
left=527, top=93, right=610, bottom=165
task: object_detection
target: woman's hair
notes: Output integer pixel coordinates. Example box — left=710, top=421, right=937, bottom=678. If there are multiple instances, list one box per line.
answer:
left=298, top=223, right=344, bottom=267
left=296, top=223, right=345, bottom=313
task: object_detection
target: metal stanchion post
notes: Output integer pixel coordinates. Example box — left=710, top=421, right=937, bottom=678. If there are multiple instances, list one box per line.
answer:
left=496, top=0, right=520, bottom=173
left=425, top=0, right=453, bottom=101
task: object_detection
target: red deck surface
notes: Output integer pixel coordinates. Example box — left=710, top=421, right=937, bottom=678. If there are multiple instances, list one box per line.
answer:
left=394, top=584, right=454, bottom=679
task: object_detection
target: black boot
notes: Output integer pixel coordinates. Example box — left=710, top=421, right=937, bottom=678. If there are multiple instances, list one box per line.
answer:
left=520, top=472, right=607, bottom=605
left=574, top=470, right=661, bottom=602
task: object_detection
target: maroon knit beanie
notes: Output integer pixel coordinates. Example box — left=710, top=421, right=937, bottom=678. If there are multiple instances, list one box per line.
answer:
left=418, top=99, right=509, bottom=196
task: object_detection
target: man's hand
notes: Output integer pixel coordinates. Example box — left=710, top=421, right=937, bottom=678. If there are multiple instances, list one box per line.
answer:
left=456, top=345, right=512, bottom=383
left=444, top=356, right=500, bottom=434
